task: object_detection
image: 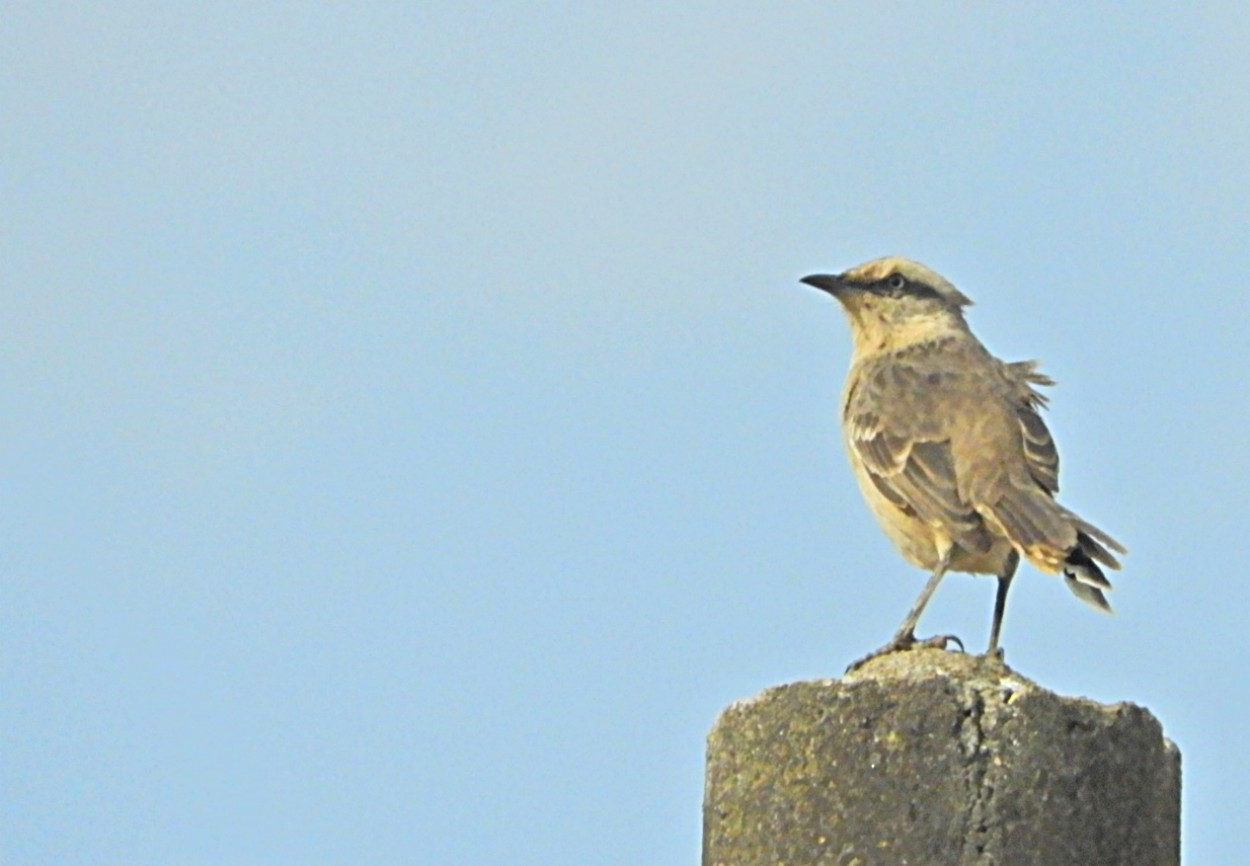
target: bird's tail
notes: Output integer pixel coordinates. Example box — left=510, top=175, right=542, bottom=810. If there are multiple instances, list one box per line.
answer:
left=1059, top=513, right=1126, bottom=613
left=1062, top=542, right=1114, bottom=611
left=987, top=492, right=1126, bottom=612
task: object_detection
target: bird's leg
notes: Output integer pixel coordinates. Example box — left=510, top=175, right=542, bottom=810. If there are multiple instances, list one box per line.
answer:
left=890, top=553, right=952, bottom=647
left=846, top=549, right=961, bottom=672
left=986, top=549, right=1020, bottom=659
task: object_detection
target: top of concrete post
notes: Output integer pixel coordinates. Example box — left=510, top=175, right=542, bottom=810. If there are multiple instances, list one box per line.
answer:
left=704, top=649, right=1179, bottom=866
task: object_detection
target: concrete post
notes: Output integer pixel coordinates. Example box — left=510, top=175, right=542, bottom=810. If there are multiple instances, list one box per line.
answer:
left=703, top=649, right=1179, bottom=866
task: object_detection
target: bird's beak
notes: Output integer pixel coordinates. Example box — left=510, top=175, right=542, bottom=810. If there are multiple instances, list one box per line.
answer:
left=799, top=274, right=847, bottom=296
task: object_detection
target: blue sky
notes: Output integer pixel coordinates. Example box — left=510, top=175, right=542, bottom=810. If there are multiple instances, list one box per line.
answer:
left=3, top=4, right=1248, bottom=864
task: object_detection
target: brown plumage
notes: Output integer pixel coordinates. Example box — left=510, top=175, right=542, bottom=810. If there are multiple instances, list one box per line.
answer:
left=801, top=256, right=1125, bottom=662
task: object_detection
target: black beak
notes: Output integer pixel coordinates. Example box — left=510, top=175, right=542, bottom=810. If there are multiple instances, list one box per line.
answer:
left=799, top=273, right=845, bottom=295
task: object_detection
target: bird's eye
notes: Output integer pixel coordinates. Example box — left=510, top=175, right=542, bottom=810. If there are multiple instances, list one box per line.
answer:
left=888, top=274, right=907, bottom=290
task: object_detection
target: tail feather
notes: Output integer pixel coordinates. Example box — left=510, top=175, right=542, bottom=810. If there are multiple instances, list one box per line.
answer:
left=1065, top=574, right=1112, bottom=612
left=1073, top=530, right=1123, bottom=571
left=1062, top=508, right=1127, bottom=564
left=990, top=494, right=1124, bottom=612
left=1063, top=545, right=1114, bottom=612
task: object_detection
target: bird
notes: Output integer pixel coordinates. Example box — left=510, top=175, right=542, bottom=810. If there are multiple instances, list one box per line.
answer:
left=799, top=256, right=1125, bottom=665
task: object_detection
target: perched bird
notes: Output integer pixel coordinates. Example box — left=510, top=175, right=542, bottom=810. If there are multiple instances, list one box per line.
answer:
left=800, top=256, right=1125, bottom=662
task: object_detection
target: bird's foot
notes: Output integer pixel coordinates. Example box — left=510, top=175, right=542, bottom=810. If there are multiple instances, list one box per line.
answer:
left=844, top=631, right=964, bottom=674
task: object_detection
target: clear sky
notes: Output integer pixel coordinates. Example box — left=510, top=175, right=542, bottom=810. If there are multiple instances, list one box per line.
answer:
left=3, top=4, right=1247, bottom=864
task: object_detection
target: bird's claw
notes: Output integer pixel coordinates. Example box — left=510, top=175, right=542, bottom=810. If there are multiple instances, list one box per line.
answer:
left=844, top=631, right=965, bottom=673
left=913, top=633, right=964, bottom=653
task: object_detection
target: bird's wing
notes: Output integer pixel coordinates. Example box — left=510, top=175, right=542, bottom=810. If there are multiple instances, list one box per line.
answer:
left=972, top=360, right=1125, bottom=572
left=845, top=354, right=988, bottom=547
left=1004, top=360, right=1059, bottom=493
left=848, top=346, right=1124, bottom=572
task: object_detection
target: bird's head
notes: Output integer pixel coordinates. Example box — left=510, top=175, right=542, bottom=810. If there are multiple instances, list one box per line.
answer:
left=800, top=256, right=973, bottom=353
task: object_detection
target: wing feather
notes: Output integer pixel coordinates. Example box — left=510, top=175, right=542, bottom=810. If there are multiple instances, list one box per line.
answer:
left=1004, top=360, right=1060, bottom=493
left=846, top=353, right=988, bottom=548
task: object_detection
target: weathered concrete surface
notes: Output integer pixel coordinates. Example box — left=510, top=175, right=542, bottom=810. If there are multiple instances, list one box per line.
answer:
left=703, top=649, right=1179, bottom=866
